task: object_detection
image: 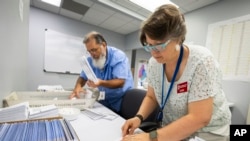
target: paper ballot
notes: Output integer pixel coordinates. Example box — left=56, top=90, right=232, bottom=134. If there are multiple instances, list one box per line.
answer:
left=81, top=56, right=98, bottom=83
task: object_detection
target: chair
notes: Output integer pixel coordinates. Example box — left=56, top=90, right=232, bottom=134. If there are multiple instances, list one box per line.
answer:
left=120, top=88, right=160, bottom=132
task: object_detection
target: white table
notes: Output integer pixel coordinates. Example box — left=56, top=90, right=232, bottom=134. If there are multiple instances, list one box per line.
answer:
left=70, top=102, right=125, bottom=141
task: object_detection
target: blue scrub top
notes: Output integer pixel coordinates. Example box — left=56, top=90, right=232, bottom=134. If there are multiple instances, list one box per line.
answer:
left=80, top=46, right=134, bottom=112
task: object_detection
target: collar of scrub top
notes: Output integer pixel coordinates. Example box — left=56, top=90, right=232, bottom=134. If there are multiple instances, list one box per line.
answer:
left=157, top=44, right=184, bottom=122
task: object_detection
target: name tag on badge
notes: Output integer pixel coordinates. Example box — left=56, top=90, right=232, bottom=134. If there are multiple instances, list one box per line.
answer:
left=177, top=82, right=188, bottom=94
left=98, top=91, right=105, bottom=100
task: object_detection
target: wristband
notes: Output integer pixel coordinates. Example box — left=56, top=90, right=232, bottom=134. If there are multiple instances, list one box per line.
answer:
left=135, top=114, right=143, bottom=123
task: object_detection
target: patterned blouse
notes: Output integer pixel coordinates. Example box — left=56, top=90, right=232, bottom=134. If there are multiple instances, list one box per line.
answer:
left=147, top=44, right=231, bottom=134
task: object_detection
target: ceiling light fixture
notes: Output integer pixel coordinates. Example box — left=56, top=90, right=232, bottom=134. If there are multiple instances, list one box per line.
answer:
left=41, top=0, right=62, bottom=7
left=129, top=0, right=179, bottom=12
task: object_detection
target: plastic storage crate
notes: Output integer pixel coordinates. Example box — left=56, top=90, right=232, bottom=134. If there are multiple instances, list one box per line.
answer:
left=3, top=90, right=99, bottom=110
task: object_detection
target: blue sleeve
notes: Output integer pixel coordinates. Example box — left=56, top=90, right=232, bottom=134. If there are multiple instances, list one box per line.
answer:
left=111, top=52, right=130, bottom=79
left=80, top=70, right=88, bottom=80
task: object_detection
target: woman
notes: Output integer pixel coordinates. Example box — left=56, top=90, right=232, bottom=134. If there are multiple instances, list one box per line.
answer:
left=121, top=4, right=231, bottom=141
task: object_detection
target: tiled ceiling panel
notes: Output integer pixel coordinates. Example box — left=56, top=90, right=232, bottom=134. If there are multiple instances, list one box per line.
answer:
left=60, top=8, right=83, bottom=20
left=81, top=7, right=111, bottom=26
left=73, top=0, right=94, bottom=7
left=111, top=0, right=151, bottom=18
left=172, top=0, right=219, bottom=12
left=62, top=0, right=90, bottom=15
left=30, top=0, right=220, bottom=35
left=31, top=0, right=60, bottom=14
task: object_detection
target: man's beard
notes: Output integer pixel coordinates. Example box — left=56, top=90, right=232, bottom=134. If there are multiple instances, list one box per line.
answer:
left=92, top=53, right=106, bottom=69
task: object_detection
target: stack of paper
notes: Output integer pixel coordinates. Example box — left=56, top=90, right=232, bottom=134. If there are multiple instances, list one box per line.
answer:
left=82, top=108, right=118, bottom=121
left=81, top=56, right=98, bottom=83
left=29, top=104, right=59, bottom=119
left=0, top=102, right=29, bottom=122
left=81, top=108, right=104, bottom=120
left=0, top=103, right=60, bottom=123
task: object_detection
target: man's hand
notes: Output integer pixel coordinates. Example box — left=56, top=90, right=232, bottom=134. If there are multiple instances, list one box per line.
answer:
left=69, top=87, right=85, bottom=99
left=86, top=79, right=101, bottom=88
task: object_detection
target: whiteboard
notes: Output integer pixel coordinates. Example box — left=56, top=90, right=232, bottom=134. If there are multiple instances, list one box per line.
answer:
left=44, top=29, right=88, bottom=74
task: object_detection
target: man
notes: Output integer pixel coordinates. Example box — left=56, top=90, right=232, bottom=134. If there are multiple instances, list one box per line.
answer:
left=69, top=31, right=134, bottom=113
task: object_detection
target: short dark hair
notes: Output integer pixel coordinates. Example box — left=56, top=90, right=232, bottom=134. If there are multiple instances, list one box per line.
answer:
left=140, top=4, right=186, bottom=45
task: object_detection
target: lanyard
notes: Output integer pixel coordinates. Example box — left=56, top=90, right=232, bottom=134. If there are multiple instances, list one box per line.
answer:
left=157, top=45, right=184, bottom=122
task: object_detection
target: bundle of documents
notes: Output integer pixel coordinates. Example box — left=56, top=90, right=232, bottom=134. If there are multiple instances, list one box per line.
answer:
left=0, top=118, right=79, bottom=141
left=29, top=104, right=59, bottom=119
left=82, top=108, right=118, bottom=121
left=80, top=56, right=98, bottom=83
left=81, top=108, right=104, bottom=120
left=0, top=102, right=29, bottom=122
left=0, top=102, right=59, bottom=123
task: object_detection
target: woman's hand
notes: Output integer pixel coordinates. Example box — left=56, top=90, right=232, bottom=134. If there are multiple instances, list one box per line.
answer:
left=121, top=117, right=142, bottom=136
left=121, top=132, right=150, bottom=141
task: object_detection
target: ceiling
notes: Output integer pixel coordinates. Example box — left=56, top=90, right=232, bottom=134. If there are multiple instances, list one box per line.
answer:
left=30, top=0, right=220, bottom=35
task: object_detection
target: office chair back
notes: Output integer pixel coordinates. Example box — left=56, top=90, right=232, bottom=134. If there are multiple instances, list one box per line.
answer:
left=120, top=88, right=159, bottom=122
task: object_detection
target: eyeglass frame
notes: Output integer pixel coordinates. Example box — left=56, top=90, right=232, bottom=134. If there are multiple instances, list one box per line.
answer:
left=87, top=47, right=100, bottom=53
left=143, top=40, right=171, bottom=52
left=87, top=43, right=104, bottom=54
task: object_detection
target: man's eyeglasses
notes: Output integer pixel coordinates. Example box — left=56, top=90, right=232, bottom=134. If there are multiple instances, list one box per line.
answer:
left=143, top=40, right=171, bottom=52
left=87, top=47, right=99, bottom=53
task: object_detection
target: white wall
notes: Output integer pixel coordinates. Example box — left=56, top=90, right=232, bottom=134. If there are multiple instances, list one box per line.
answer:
left=0, top=0, right=29, bottom=107
left=28, top=7, right=127, bottom=90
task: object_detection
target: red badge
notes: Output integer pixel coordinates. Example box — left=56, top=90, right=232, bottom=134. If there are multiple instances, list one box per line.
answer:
left=177, top=82, right=188, bottom=93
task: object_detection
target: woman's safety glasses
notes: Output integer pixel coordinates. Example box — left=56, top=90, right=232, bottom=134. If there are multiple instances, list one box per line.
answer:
left=143, top=40, right=171, bottom=52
